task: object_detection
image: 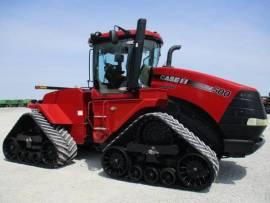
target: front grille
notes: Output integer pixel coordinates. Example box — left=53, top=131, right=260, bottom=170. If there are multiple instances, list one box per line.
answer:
left=219, top=90, right=267, bottom=140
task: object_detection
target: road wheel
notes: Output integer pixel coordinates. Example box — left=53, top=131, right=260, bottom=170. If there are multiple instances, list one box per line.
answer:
left=129, top=165, right=143, bottom=182
left=160, top=168, right=176, bottom=186
left=144, top=167, right=159, bottom=184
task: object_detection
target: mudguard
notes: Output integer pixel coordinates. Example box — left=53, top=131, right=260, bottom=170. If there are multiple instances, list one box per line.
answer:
left=30, top=104, right=73, bottom=125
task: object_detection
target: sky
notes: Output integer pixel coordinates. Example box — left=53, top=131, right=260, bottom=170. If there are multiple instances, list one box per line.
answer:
left=0, top=0, right=269, bottom=99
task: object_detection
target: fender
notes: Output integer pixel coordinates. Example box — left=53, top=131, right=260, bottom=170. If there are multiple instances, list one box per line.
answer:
left=29, top=103, right=72, bottom=125
left=29, top=88, right=90, bottom=144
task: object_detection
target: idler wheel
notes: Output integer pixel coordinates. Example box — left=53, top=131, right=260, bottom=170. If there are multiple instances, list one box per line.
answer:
left=177, top=153, right=215, bottom=191
left=3, top=138, right=19, bottom=161
left=102, top=147, right=130, bottom=178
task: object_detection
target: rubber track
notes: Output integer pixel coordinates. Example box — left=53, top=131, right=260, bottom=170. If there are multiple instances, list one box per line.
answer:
left=31, top=110, right=77, bottom=167
left=103, top=112, right=219, bottom=179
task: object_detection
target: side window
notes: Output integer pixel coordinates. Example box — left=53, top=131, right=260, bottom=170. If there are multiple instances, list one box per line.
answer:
left=142, top=50, right=151, bottom=66
left=94, top=39, right=161, bottom=92
left=139, top=49, right=151, bottom=87
left=139, top=42, right=160, bottom=87
left=97, top=49, right=128, bottom=93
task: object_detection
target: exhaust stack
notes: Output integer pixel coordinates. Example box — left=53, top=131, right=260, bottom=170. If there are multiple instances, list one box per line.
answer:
left=127, top=18, right=146, bottom=91
left=166, top=45, right=181, bottom=67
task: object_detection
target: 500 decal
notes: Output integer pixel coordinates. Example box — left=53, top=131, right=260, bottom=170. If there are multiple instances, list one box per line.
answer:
left=191, top=82, right=231, bottom=97
left=212, top=87, right=231, bottom=97
left=159, top=74, right=231, bottom=97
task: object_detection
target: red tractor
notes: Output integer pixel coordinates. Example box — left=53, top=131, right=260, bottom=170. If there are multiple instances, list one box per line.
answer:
left=3, top=19, right=267, bottom=191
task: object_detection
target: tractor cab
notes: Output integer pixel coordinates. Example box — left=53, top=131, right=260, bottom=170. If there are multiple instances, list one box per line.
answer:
left=88, top=21, right=163, bottom=94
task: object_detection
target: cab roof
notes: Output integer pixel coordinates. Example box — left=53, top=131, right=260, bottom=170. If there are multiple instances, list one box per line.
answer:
left=89, top=29, right=163, bottom=45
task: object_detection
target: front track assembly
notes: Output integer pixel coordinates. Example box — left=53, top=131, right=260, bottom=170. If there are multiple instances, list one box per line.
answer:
left=3, top=110, right=77, bottom=168
left=102, top=112, right=219, bottom=191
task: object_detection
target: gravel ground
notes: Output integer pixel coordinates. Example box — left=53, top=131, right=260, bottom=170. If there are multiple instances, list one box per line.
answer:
left=0, top=108, right=269, bottom=203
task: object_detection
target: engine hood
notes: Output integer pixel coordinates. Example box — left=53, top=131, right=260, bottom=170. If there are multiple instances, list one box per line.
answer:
left=151, top=67, right=257, bottom=122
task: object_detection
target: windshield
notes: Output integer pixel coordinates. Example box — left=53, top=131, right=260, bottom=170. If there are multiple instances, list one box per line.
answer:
left=93, top=39, right=161, bottom=92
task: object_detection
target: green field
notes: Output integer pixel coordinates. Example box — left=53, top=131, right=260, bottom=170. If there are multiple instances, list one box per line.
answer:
left=0, top=99, right=32, bottom=107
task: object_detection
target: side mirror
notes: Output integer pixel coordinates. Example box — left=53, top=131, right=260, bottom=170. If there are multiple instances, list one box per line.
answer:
left=109, top=30, right=118, bottom=44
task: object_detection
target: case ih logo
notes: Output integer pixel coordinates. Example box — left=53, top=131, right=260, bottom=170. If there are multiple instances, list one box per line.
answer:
left=160, top=75, right=189, bottom=84
left=159, top=75, right=231, bottom=97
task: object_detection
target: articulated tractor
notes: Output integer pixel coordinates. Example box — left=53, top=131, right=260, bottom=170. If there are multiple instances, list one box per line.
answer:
left=3, top=19, right=267, bottom=191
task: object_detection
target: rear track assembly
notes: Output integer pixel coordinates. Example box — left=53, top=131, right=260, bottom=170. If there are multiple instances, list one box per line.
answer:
left=3, top=110, right=77, bottom=168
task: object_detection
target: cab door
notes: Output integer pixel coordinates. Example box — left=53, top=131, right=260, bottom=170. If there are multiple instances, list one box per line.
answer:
left=90, top=88, right=139, bottom=143
left=90, top=88, right=167, bottom=144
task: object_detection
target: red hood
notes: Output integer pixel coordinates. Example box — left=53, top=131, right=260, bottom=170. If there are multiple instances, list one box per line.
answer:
left=151, top=67, right=257, bottom=122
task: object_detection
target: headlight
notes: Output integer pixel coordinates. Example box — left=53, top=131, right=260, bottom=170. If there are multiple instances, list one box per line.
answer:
left=247, top=118, right=268, bottom=126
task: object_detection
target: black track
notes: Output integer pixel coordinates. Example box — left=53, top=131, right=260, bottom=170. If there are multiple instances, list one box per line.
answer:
left=2, top=111, right=77, bottom=168
left=101, top=112, right=217, bottom=191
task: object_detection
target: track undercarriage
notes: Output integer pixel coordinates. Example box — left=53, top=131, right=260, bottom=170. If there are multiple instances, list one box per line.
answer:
left=3, top=110, right=77, bottom=168
left=101, top=112, right=219, bottom=191
left=3, top=110, right=218, bottom=191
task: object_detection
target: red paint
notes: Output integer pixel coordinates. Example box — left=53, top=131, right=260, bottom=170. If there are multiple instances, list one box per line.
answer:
left=28, top=65, right=258, bottom=145
left=33, top=104, right=72, bottom=124
left=94, top=30, right=163, bottom=43
left=29, top=88, right=90, bottom=144
left=151, top=67, right=256, bottom=122
left=91, top=88, right=167, bottom=143
left=29, top=87, right=167, bottom=144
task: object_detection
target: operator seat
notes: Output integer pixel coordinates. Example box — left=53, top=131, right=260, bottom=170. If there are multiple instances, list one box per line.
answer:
left=104, top=54, right=127, bottom=89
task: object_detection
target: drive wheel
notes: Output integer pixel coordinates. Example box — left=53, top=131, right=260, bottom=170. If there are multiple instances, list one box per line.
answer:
left=102, top=147, right=130, bottom=178
left=177, top=153, right=214, bottom=191
left=160, top=168, right=176, bottom=186
left=136, top=116, right=174, bottom=145
left=144, top=167, right=159, bottom=184
left=3, top=138, right=19, bottom=161
left=129, top=165, right=143, bottom=182
left=41, top=141, right=58, bottom=167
